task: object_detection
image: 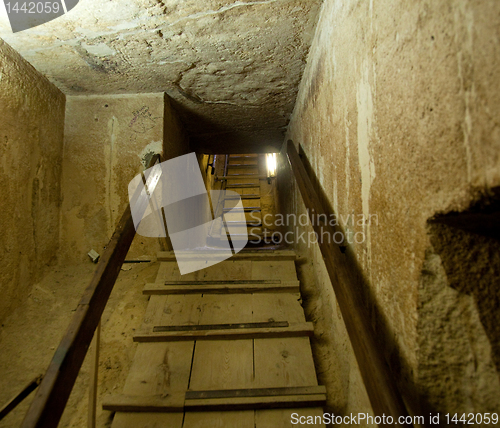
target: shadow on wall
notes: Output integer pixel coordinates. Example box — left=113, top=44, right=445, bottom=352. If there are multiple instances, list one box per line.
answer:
left=294, top=144, right=422, bottom=416
left=416, top=189, right=500, bottom=418
left=428, top=188, right=500, bottom=372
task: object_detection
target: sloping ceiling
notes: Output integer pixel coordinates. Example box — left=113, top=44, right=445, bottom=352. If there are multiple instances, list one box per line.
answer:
left=0, top=0, right=321, bottom=152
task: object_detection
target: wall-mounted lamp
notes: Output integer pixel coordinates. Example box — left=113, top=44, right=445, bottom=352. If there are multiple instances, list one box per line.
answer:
left=266, top=153, right=277, bottom=183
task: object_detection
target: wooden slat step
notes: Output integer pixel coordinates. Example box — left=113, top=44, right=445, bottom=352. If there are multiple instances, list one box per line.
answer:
left=225, top=198, right=261, bottom=209
left=229, top=153, right=258, bottom=158
left=229, top=187, right=260, bottom=196
left=103, top=393, right=184, bottom=412
left=103, top=386, right=326, bottom=412
left=223, top=174, right=265, bottom=179
left=186, top=385, right=326, bottom=399
left=163, top=280, right=281, bottom=285
left=186, top=394, right=326, bottom=412
left=134, top=322, right=314, bottom=342
left=224, top=220, right=262, bottom=226
left=224, top=210, right=261, bottom=223
left=153, top=321, right=289, bottom=332
left=154, top=259, right=299, bottom=281
left=225, top=194, right=260, bottom=199
left=227, top=163, right=258, bottom=168
left=223, top=207, right=261, bottom=212
left=143, top=280, right=300, bottom=295
left=226, top=183, right=260, bottom=188
left=226, top=165, right=259, bottom=177
left=157, top=250, right=297, bottom=262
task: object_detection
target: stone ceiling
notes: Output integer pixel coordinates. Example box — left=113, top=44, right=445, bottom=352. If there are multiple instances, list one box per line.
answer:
left=0, top=0, right=322, bottom=152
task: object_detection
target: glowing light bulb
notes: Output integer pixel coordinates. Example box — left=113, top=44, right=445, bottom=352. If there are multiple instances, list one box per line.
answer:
left=266, top=153, right=277, bottom=178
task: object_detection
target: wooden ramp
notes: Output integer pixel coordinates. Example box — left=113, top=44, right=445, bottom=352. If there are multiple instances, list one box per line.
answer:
left=209, top=153, right=277, bottom=245
left=104, top=251, right=325, bottom=427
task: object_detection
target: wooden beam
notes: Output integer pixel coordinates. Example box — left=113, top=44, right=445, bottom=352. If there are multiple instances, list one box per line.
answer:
left=285, top=141, right=410, bottom=422
left=143, top=280, right=300, bottom=295
left=102, top=393, right=185, bottom=412
left=185, top=385, right=326, bottom=399
left=21, top=154, right=161, bottom=428
left=185, top=394, right=326, bottom=411
left=134, top=322, right=314, bottom=342
left=153, top=321, right=289, bottom=332
left=157, top=250, right=297, bottom=262
left=102, top=386, right=326, bottom=413
left=87, top=321, right=100, bottom=428
left=0, top=375, right=43, bottom=421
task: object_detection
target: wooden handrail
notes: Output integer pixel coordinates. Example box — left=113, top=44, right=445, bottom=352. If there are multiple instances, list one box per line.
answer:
left=21, top=154, right=161, bottom=428
left=285, top=140, right=411, bottom=424
left=0, top=375, right=43, bottom=421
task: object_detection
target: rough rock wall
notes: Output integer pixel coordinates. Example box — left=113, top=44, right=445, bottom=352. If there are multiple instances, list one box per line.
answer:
left=280, top=0, right=500, bottom=420
left=0, top=38, right=65, bottom=324
left=60, top=93, right=188, bottom=263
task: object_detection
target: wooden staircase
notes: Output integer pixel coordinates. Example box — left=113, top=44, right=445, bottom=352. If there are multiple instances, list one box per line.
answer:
left=209, top=154, right=276, bottom=245
left=103, top=250, right=326, bottom=427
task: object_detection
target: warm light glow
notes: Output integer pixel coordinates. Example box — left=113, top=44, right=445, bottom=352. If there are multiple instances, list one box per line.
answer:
left=266, top=153, right=277, bottom=177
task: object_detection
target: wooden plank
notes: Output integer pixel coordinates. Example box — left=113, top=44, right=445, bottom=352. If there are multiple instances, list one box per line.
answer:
left=186, top=394, right=326, bottom=411
left=153, top=260, right=254, bottom=282
left=226, top=194, right=260, bottom=199
left=228, top=159, right=259, bottom=165
left=157, top=250, right=297, bottom=261
left=229, top=154, right=258, bottom=158
left=140, top=295, right=166, bottom=328
left=185, top=293, right=255, bottom=427
left=225, top=198, right=261, bottom=209
left=223, top=220, right=263, bottom=226
left=227, top=187, right=261, bottom=196
left=0, top=375, right=43, bottom=422
left=183, top=411, right=255, bottom=428
left=222, top=175, right=266, bottom=180
left=111, top=292, right=202, bottom=428
left=105, top=391, right=324, bottom=413
left=252, top=293, right=305, bottom=323
left=226, top=167, right=259, bottom=175
left=163, top=280, right=281, bottom=285
left=134, top=322, right=314, bottom=342
left=253, top=278, right=324, bottom=427
left=251, top=261, right=298, bottom=281
left=224, top=209, right=261, bottom=223
left=225, top=183, right=260, bottom=188
left=111, top=413, right=184, bottom=428
left=103, top=393, right=184, bottom=412
left=155, top=261, right=177, bottom=281
left=254, top=338, right=318, bottom=388
left=223, top=207, right=261, bottom=213
left=157, top=294, right=204, bottom=326
left=88, top=321, right=100, bottom=428
left=186, top=385, right=326, bottom=399
left=286, top=140, right=410, bottom=421
left=153, top=321, right=289, bottom=332
left=143, top=281, right=300, bottom=295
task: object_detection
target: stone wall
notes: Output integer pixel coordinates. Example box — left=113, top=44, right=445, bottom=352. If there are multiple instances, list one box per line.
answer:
left=280, top=0, right=500, bottom=421
left=60, top=93, right=188, bottom=263
left=0, top=38, right=66, bottom=324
